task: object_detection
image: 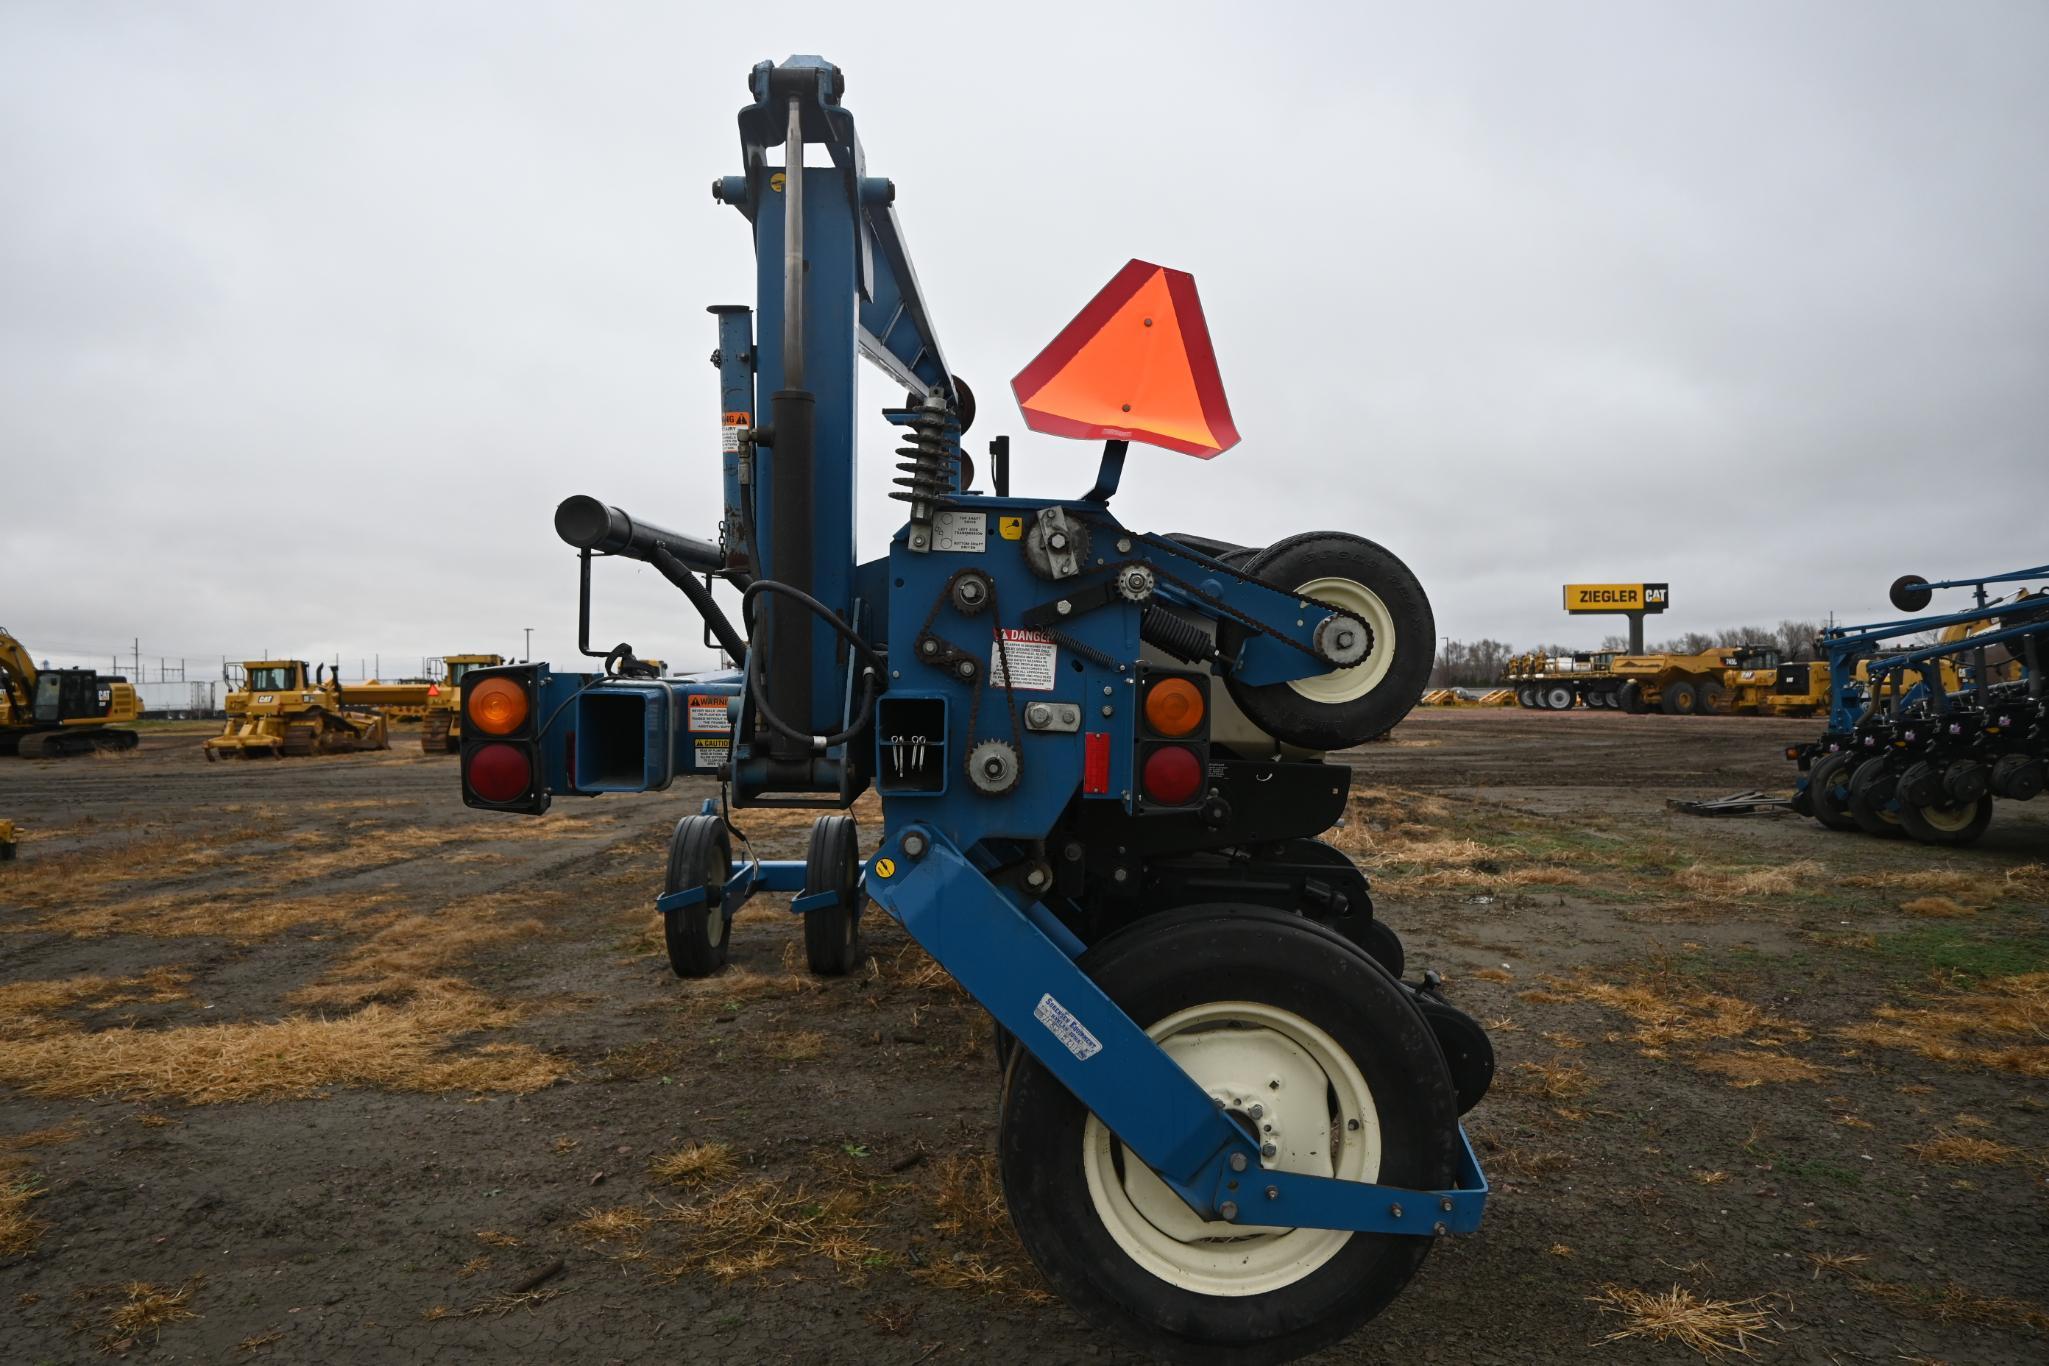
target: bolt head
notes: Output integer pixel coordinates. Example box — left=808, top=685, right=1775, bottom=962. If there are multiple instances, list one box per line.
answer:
left=901, top=832, right=928, bottom=858
left=1099, top=704, right=1113, bottom=717
left=1116, top=537, right=1132, bottom=552
left=1218, top=1201, right=1237, bottom=1222
left=1055, top=599, right=1073, bottom=616
left=1389, top=1203, right=1404, bottom=1219
left=1247, top=1102, right=1264, bottom=1119
left=1265, top=1185, right=1279, bottom=1201
left=1259, top=1141, right=1277, bottom=1159
left=1228, top=1152, right=1248, bottom=1172
left=1111, top=867, right=1129, bottom=884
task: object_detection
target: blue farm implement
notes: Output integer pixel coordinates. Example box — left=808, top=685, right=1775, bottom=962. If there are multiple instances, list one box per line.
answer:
left=455, top=57, right=1490, bottom=1362
left=1788, top=565, right=2049, bottom=846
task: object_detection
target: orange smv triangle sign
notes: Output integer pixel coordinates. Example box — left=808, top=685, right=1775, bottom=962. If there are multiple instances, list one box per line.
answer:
left=1011, top=260, right=1240, bottom=459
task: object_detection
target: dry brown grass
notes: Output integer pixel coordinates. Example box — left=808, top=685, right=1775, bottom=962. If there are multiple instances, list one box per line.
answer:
left=767, top=1030, right=829, bottom=1063
left=287, top=910, right=546, bottom=1007
left=1857, top=1280, right=2049, bottom=1334
left=1691, top=1051, right=1826, bottom=1087
left=1907, top=1133, right=2024, bottom=1166
left=649, top=1142, right=738, bottom=1188
left=1900, top=896, right=1975, bottom=919
left=0, top=1123, right=81, bottom=1152
left=1672, top=860, right=1824, bottom=902
left=572, top=1206, right=652, bottom=1243
left=22, top=893, right=369, bottom=942
left=0, top=986, right=562, bottom=1104
left=100, top=1277, right=203, bottom=1351
left=1524, top=971, right=1806, bottom=1051
left=656, top=1175, right=881, bottom=1282
left=912, top=1153, right=1051, bottom=1303
left=1806, top=1250, right=1869, bottom=1278
left=1841, top=869, right=1991, bottom=899
left=1, top=1176, right=49, bottom=1256
left=1589, top=1284, right=1777, bottom=1359
left=0, top=968, right=190, bottom=1038
left=1839, top=973, right=2049, bottom=1078
left=1511, top=1060, right=1595, bottom=1102
left=235, top=1328, right=285, bottom=1352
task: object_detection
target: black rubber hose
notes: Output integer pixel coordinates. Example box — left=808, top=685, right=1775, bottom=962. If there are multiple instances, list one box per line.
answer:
left=738, top=579, right=883, bottom=752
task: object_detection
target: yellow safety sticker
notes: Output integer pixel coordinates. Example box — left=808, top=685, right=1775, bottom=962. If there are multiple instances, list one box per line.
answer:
left=874, top=858, right=896, bottom=879
left=999, top=516, right=1024, bottom=540
left=769, top=171, right=786, bottom=193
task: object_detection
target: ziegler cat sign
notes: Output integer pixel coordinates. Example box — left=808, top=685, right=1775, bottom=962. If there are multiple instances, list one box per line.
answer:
left=1564, top=583, right=1670, bottom=613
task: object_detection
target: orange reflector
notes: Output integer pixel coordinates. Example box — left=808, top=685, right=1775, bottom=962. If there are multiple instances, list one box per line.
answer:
left=1144, top=678, right=1205, bottom=737
left=468, top=677, right=528, bottom=736
left=1011, top=260, right=1239, bottom=458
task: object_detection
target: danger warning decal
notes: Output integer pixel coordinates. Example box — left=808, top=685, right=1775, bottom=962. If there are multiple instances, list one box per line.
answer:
left=688, top=695, right=731, bottom=732
left=989, top=629, right=1057, bottom=691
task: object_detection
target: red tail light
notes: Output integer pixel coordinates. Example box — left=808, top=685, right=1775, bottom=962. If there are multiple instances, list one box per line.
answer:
left=468, top=742, right=532, bottom=803
left=1141, top=745, right=1203, bottom=805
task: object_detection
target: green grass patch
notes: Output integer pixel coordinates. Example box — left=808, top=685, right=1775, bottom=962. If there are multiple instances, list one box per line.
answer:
left=1868, top=924, right=2049, bottom=980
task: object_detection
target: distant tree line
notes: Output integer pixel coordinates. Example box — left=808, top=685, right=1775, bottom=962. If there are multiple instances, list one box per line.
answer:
left=1427, top=620, right=1827, bottom=688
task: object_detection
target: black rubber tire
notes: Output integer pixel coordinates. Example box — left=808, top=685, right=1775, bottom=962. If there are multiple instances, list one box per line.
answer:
left=1542, top=685, right=1575, bottom=711
left=1517, top=687, right=1537, bottom=709
left=1263, top=837, right=1402, bottom=977
left=1847, top=760, right=1906, bottom=838
left=1660, top=681, right=1699, bottom=716
left=1360, top=918, right=1407, bottom=981
left=802, top=815, right=863, bottom=976
left=997, top=907, right=1457, bottom=1366
left=1808, top=753, right=1859, bottom=831
left=1697, top=681, right=1728, bottom=715
left=662, top=815, right=732, bottom=978
left=1898, top=793, right=1994, bottom=846
left=1619, top=680, right=1647, bottom=714
left=1222, top=533, right=1434, bottom=752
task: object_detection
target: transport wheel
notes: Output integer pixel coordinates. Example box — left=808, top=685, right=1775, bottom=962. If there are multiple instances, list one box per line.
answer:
left=1223, top=533, right=1434, bottom=752
left=999, top=907, right=1457, bottom=1366
left=802, top=815, right=863, bottom=976
left=662, top=814, right=731, bottom=978
left=1516, top=687, right=1536, bottom=708
left=1660, top=681, right=1699, bottom=716
left=1697, top=681, right=1728, bottom=715
left=1542, top=685, right=1574, bottom=711
left=1808, top=753, right=1859, bottom=831
left=1847, top=760, right=1906, bottom=839
left=1618, top=681, right=1647, bottom=714
left=1897, top=793, right=1994, bottom=846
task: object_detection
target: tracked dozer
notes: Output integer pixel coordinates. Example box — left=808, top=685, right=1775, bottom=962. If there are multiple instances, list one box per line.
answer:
left=419, top=654, right=506, bottom=754
left=205, top=660, right=433, bottom=759
left=0, top=629, right=141, bottom=757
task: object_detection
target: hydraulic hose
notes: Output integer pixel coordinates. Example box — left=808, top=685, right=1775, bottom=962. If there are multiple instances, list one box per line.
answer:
left=739, top=579, right=882, bottom=752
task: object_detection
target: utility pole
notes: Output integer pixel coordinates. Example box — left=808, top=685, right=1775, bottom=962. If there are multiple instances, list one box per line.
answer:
left=132, top=638, right=140, bottom=682
left=524, top=627, right=534, bottom=662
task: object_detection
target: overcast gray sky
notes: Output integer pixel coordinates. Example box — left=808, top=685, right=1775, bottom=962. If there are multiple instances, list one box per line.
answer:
left=4, top=1, right=2044, bottom=679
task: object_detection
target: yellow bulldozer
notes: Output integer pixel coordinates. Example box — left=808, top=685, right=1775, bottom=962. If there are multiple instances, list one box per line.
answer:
left=418, top=653, right=506, bottom=754
left=205, top=660, right=433, bottom=759
left=1, top=628, right=142, bottom=757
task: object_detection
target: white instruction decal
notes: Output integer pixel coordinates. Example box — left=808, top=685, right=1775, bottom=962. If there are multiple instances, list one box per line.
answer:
left=1034, top=993, right=1102, bottom=1061
left=989, top=628, right=1057, bottom=692
left=687, top=694, right=730, bottom=732
left=931, top=510, right=987, bottom=553
left=694, top=738, right=729, bottom=771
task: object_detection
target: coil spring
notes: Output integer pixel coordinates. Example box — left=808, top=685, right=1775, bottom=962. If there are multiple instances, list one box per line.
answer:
left=1140, top=606, right=1216, bottom=663
left=890, top=392, right=957, bottom=518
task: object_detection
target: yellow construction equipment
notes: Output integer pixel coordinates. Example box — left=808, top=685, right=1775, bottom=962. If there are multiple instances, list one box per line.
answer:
left=1, top=819, right=16, bottom=861
left=418, top=654, right=506, bottom=754
left=1, top=628, right=142, bottom=757
left=205, top=660, right=433, bottom=759
left=1421, top=686, right=1515, bottom=707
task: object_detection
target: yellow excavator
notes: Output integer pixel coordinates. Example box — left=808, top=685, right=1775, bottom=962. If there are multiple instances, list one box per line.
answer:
left=418, top=653, right=506, bottom=753
left=1, top=628, right=142, bottom=757
left=205, top=659, right=434, bottom=759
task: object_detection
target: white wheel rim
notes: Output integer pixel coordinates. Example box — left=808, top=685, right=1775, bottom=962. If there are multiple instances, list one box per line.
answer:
left=704, top=898, right=720, bottom=947
left=1080, top=1001, right=1378, bottom=1297
left=1285, top=577, right=1396, bottom=705
left=1546, top=688, right=1573, bottom=709
left=1916, top=799, right=1980, bottom=833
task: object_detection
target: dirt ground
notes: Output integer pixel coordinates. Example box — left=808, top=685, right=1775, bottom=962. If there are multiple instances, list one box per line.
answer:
left=2, top=709, right=2045, bottom=1364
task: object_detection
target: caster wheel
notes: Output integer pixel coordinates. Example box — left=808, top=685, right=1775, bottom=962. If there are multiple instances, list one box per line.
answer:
left=802, top=814, right=863, bottom=976
left=1898, top=793, right=1994, bottom=846
left=663, top=814, right=732, bottom=978
left=999, top=907, right=1457, bottom=1365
